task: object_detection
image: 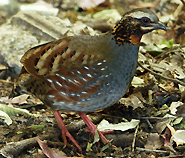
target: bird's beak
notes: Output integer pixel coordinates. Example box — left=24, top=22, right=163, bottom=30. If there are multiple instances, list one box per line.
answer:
left=151, top=21, right=166, bottom=31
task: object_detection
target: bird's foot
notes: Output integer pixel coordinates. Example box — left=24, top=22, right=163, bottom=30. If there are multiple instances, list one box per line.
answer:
left=78, top=112, right=115, bottom=146
left=53, top=111, right=82, bottom=152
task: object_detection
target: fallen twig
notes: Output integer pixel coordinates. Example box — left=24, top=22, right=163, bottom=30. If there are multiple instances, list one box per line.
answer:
left=136, top=147, right=168, bottom=153
left=138, top=62, right=185, bottom=87
left=132, top=124, right=139, bottom=152
left=0, top=134, right=60, bottom=158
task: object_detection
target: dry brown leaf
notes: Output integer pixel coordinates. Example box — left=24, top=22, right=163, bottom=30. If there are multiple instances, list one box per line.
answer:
left=145, top=133, right=163, bottom=150
left=119, top=93, right=144, bottom=110
left=37, top=138, right=74, bottom=158
left=0, top=94, right=29, bottom=105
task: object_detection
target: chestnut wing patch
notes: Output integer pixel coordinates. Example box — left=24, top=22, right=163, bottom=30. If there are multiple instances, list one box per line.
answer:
left=21, top=38, right=106, bottom=104
left=21, top=39, right=69, bottom=80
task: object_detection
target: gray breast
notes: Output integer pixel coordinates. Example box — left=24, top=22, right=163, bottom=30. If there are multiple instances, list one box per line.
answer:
left=87, top=43, right=139, bottom=112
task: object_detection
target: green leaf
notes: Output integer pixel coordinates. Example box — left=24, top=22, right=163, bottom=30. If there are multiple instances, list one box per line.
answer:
left=174, top=121, right=185, bottom=129
left=161, top=39, right=174, bottom=47
left=28, top=124, right=45, bottom=131
left=0, top=103, right=34, bottom=117
left=86, top=128, right=100, bottom=152
left=93, top=129, right=100, bottom=144
left=17, top=131, right=23, bottom=134
left=86, top=142, right=93, bottom=152
left=172, top=117, right=183, bottom=125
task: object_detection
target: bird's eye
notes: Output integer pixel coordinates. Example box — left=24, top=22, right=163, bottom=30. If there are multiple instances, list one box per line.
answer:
left=141, top=17, right=151, bottom=24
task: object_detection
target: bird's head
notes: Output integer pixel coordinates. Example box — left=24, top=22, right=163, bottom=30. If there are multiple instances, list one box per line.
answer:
left=112, top=8, right=166, bottom=45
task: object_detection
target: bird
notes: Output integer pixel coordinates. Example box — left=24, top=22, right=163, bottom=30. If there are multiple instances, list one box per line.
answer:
left=10, top=8, right=166, bottom=152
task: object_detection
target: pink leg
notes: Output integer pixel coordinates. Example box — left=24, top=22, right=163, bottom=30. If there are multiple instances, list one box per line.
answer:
left=53, top=111, right=82, bottom=152
left=78, top=112, right=109, bottom=144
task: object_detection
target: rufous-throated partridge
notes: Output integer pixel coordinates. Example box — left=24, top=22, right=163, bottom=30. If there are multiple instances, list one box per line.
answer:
left=10, top=8, right=166, bottom=152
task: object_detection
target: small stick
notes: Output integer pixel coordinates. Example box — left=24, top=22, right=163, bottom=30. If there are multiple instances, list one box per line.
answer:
left=136, top=147, right=168, bottom=153
left=132, top=124, right=139, bottom=152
